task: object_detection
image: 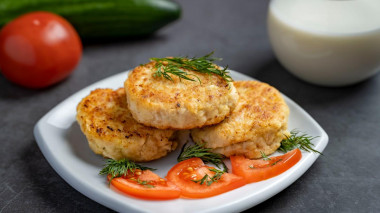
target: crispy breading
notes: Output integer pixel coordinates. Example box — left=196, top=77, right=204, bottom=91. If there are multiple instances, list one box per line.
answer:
left=191, top=81, right=289, bottom=159
left=76, top=88, right=178, bottom=162
left=124, top=62, right=239, bottom=129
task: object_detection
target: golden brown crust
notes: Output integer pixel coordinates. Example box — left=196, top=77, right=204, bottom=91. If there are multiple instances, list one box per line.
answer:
left=76, top=88, right=178, bottom=162
left=191, top=81, right=290, bottom=159
left=124, top=62, right=238, bottom=129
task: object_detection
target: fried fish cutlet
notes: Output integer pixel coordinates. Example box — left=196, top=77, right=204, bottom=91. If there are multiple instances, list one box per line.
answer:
left=191, top=81, right=290, bottom=159
left=124, top=61, right=239, bottom=130
left=76, top=88, right=178, bottom=162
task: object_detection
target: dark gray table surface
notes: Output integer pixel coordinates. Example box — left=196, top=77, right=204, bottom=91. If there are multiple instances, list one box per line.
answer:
left=1, top=0, right=379, bottom=212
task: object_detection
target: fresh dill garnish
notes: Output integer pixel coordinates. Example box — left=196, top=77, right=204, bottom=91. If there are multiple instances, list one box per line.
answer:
left=130, top=178, right=155, bottom=188
left=271, top=159, right=282, bottom=166
left=192, top=168, right=225, bottom=186
left=150, top=51, right=233, bottom=83
left=260, top=151, right=271, bottom=161
left=99, top=159, right=155, bottom=183
left=177, top=143, right=228, bottom=172
left=279, top=130, right=321, bottom=154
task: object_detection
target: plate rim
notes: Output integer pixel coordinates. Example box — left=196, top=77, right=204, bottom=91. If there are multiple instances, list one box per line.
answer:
left=34, top=70, right=329, bottom=213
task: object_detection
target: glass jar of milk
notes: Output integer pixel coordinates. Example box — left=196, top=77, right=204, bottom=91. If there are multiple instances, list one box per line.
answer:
left=268, top=0, right=380, bottom=86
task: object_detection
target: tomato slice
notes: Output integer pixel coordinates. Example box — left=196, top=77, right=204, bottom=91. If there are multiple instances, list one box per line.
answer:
left=230, top=149, right=302, bottom=183
left=109, top=169, right=180, bottom=200
left=166, top=158, right=246, bottom=198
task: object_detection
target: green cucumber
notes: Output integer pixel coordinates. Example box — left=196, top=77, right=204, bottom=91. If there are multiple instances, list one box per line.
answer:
left=0, top=0, right=181, bottom=39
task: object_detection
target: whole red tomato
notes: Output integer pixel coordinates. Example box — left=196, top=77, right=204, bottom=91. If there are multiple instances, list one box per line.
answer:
left=0, top=12, right=82, bottom=88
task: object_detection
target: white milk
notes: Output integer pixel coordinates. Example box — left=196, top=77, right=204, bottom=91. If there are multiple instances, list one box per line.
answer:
left=268, top=0, right=380, bottom=86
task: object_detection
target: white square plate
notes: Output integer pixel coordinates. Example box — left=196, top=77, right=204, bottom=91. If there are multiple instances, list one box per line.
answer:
left=34, top=70, right=328, bottom=213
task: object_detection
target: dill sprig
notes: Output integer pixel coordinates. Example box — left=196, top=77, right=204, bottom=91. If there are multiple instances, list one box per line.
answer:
left=150, top=52, right=233, bottom=83
left=271, top=159, right=282, bottom=166
left=192, top=168, right=225, bottom=186
left=130, top=178, right=155, bottom=188
left=177, top=143, right=228, bottom=172
left=99, top=159, right=155, bottom=183
left=260, top=151, right=271, bottom=161
left=279, top=130, right=321, bottom=154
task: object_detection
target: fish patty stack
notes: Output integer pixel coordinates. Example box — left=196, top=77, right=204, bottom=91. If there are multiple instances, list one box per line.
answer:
left=76, top=54, right=290, bottom=162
